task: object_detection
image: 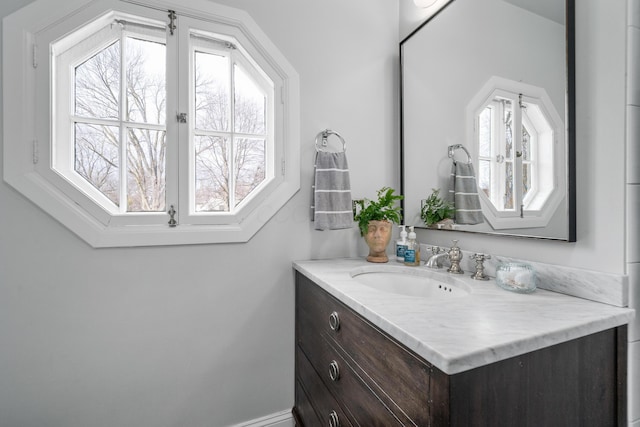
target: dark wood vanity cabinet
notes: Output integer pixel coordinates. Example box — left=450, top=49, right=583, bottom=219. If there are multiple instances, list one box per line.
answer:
left=293, top=271, right=628, bottom=427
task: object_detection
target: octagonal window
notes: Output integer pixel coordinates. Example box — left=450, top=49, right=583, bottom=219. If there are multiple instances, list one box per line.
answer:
left=4, top=0, right=299, bottom=246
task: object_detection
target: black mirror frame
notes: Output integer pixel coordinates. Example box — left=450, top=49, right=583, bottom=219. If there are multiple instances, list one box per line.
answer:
left=399, top=0, right=576, bottom=242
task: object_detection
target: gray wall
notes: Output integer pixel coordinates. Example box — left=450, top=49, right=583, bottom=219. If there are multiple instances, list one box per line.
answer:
left=0, top=0, right=399, bottom=426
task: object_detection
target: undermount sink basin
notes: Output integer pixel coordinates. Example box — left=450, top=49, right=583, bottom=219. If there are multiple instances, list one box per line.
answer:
left=350, top=265, right=471, bottom=299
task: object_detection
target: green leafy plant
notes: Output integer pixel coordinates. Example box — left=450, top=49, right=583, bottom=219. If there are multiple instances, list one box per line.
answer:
left=421, top=188, right=455, bottom=227
left=354, top=187, right=403, bottom=236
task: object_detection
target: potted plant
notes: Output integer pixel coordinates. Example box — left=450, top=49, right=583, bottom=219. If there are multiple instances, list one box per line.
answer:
left=354, top=187, right=403, bottom=263
left=421, top=188, right=455, bottom=228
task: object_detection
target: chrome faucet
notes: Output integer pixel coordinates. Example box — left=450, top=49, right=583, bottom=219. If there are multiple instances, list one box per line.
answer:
left=425, top=246, right=448, bottom=269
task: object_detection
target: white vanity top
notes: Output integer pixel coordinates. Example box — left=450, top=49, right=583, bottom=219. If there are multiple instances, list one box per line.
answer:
left=293, top=258, right=635, bottom=375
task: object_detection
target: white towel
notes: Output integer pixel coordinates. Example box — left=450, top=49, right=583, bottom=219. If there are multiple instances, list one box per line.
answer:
left=448, top=162, right=484, bottom=225
left=311, top=151, right=353, bottom=230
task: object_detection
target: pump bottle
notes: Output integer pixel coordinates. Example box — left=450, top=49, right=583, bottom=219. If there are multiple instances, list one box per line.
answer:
left=404, top=226, right=420, bottom=266
left=395, top=225, right=408, bottom=262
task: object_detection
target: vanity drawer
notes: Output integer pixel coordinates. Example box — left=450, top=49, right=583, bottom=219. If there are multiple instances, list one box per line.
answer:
left=296, top=272, right=431, bottom=423
left=295, top=346, right=354, bottom=427
left=297, top=332, right=406, bottom=425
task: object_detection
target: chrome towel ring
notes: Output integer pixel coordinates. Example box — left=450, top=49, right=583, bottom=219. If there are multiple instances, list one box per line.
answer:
left=315, top=129, right=346, bottom=153
left=448, top=144, right=472, bottom=164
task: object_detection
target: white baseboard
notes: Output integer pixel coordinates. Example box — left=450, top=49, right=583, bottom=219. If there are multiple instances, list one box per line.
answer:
left=228, top=410, right=294, bottom=427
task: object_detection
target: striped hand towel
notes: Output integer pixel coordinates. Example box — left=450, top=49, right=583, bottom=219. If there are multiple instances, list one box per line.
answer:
left=311, top=151, right=354, bottom=230
left=448, top=162, right=484, bottom=225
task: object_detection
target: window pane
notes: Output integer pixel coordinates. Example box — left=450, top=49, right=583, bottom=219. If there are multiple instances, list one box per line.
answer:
left=504, top=161, right=514, bottom=210
left=74, top=123, right=120, bottom=206
left=234, top=65, right=266, bottom=135
left=522, top=126, right=531, bottom=161
left=523, top=163, right=531, bottom=200
left=75, top=41, right=120, bottom=119
left=478, top=107, right=492, bottom=158
left=127, top=128, right=166, bottom=212
left=194, top=135, right=230, bottom=212
left=234, top=137, right=265, bottom=206
left=126, top=37, right=166, bottom=125
left=478, top=159, right=491, bottom=199
left=195, top=51, right=230, bottom=131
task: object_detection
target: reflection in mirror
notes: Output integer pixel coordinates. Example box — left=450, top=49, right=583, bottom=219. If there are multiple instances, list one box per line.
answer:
left=400, top=0, right=575, bottom=241
left=470, top=77, right=565, bottom=230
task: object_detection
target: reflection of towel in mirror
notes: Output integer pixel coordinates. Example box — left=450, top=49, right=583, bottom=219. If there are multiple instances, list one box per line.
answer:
left=311, top=151, right=354, bottom=230
left=448, top=162, right=484, bottom=225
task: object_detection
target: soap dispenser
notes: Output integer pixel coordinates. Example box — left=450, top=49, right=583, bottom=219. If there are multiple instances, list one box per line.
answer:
left=395, top=225, right=408, bottom=262
left=404, top=226, right=420, bottom=266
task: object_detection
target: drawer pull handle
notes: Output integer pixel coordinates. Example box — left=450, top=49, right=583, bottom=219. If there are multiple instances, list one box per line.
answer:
left=329, top=311, right=340, bottom=331
left=328, top=410, right=341, bottom=427
left=328, top=360, right=340, bottom=381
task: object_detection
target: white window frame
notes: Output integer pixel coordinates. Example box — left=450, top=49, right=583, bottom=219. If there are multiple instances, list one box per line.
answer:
left=53, top=14, right=170, bottom=221
left=182, top=21, right=276, bottom=225
left=477, top=96, right=540, bottom=212
left=467, top=76, right=565, bottom=230
left=3, top=0, right=300, bottom=247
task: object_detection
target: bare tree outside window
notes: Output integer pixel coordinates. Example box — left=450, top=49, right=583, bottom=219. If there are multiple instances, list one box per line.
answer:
left=74, top=33, right=266, bottom=214
left=193, top=50, right=267, bottom=212
left=74, top=35, right=166, bottom=212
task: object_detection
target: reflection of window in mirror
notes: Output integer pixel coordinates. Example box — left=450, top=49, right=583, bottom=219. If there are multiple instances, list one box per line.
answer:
left=477, top=95, right=551, bottom=211
left=468, top=77, right=565, bottom=230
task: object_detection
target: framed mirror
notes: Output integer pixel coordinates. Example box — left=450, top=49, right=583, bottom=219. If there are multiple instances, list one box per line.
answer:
left=400, top=0, right=575, bottom=241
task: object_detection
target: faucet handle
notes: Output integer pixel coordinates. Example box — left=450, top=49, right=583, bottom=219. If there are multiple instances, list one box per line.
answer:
left=472, top=253, right=491, bottom=262
left=447, top=240, right=464, bottom=274
left=430, top=245, right=445, bottom=255
left=448, top=240, right=462, bottom=259
left=470, top=253, right=491, bottom=280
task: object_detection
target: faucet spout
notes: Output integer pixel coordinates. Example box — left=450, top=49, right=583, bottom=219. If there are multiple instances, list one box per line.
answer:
left=425, top=252, right=449, bottom=269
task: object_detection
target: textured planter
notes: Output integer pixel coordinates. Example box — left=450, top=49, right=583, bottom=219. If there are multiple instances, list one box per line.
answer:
left=363, top=220, right=393, bottom=263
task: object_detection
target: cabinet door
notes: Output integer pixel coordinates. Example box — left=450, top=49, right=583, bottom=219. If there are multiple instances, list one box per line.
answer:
left=448, top=327, right=624, bottom=427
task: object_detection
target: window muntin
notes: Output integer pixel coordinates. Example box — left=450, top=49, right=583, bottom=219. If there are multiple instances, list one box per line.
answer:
left=4, top=0, right=300, bottom=246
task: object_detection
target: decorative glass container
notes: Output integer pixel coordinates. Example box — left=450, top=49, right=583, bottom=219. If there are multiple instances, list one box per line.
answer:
left=495, top=262, right=536, bottom=293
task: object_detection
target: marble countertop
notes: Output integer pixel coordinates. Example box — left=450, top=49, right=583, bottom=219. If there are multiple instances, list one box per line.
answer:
left=293, top=258, right=635, bottom=375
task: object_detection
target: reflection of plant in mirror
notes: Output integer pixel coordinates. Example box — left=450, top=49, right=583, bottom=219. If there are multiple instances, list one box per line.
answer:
left=421, top=188, right=455, bottom=227
left=354, top=187, right=403, bottom=236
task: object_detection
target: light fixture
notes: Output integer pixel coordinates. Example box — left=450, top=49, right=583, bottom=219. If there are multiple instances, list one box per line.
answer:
left=413, top=0, right=438, bottom=8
